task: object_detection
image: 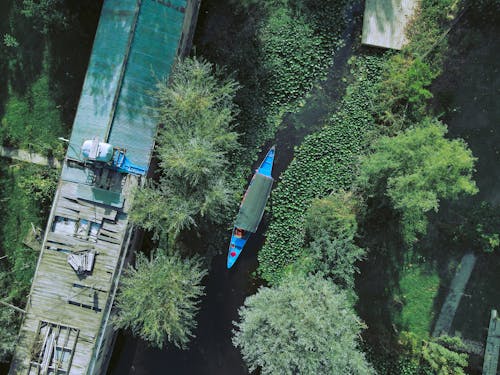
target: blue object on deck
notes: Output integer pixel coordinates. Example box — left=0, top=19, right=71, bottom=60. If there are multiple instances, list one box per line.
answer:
left=112, top=150, right=147, bottom=176
left=227, top=146, right=275, bottom=269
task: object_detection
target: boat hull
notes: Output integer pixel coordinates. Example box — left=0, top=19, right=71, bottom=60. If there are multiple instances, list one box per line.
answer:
left=227, top=229, right=251, bottom=268
left=227, top=146, right=275, bottom=269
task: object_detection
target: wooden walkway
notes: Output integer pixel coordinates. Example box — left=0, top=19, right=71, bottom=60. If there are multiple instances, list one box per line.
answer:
left=483, top=310, right=500, bottom=375
left=0, top=146, right=61, bottom=168
left=433, top=252, right=477, bottom=337
left=10, top=176, right=137, bottom=374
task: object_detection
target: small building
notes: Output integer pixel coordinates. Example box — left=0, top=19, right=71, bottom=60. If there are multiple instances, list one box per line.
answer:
left=362, top=0, right=418, bottom=50
left=9, top=0, right=200, bottom=374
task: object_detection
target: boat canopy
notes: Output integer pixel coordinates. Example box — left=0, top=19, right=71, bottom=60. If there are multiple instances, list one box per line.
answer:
left=234, top=173, right=273, bottom=232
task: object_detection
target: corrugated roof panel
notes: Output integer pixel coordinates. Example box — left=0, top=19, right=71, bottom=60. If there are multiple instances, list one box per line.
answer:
left=107, top=0, right=186, bottom=167
left=67, top=0, right=139, bottom=160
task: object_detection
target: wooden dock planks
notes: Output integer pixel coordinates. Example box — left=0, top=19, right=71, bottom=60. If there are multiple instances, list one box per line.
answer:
left=10, top=179, right=134, bottom=374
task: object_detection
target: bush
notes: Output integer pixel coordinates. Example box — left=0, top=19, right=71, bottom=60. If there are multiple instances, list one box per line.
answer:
left=375, top=56, right=438, bottom=129
left=233, top=274, right=375, bottom=374
left=304, top=190, right=358, bottom=241
left=113, top=250, right=207, bottom=349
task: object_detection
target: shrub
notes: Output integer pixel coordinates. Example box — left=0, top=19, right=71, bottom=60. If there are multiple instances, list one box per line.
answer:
left=233, top=274, right=375, bottom=374
left=113, top=250, right=207, bottom=349
left=304, top=190, right=358, bottom=241
left=1, top=74, right=65, bottom=157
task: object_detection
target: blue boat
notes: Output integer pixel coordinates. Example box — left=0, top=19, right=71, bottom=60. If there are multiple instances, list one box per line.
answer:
left=227, top=146, right=275, bottom=269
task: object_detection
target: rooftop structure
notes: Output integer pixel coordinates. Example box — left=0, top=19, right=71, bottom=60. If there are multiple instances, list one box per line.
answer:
left=9, top=0, right=200, bottom=374
left=362, top=0, right=418, bottom=50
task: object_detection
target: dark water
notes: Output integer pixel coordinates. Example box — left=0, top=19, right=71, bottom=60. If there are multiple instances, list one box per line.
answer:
left=430, top=10, right=500, bottom=369
left=107, top=1, right=363, bottom=374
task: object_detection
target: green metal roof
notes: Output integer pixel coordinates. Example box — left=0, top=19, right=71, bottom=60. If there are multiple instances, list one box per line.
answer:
left=235, top=173, right=273, bottom=232
left=66, top=0, right=186, bottom=171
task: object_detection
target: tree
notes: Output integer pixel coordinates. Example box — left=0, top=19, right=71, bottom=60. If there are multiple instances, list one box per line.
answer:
left=131, top=57, right=240, bottom=239
left=359, top=118, right=477, bottom=244
left=232, top=274, right=375, bottom=374
left=113, top=250, right=207, bottom=349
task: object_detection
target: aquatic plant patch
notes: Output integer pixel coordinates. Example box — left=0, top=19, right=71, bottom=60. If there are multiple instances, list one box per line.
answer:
left=258, top=55, right=384, bottom=284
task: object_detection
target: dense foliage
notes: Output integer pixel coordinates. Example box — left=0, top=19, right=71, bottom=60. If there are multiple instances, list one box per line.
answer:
left=233, top=274, right=375, bottom=374
left=359, top=118, right=477, bottom=244
left=259, top=8, right=332, bottom=109
left=283, top=191, right=364, bottom=289
left=130, top=57, right=240, bottom=240
left=113, top=250, right=207, bottom=349
left=304, top=191, right=358, bottom=241
left=0, top=162, right=57, bottom=362
left=0, top=304, right=20, bottom=362
left=20, top=0, right=67, bottom=34
left=0, top=163, right=56, bottom=300
left=206, top=0, right=350, bottom=169
left=258, top=56, right=383, bottom=283
left=1, top=74, right=65, bottom=157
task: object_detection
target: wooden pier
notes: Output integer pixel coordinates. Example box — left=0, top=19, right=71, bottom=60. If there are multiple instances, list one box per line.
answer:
left=9, top=0, right=200, bottom=374
left=483, top=310, right=500, bottom=375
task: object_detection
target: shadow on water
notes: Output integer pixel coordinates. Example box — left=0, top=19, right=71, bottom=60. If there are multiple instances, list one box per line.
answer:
left=356, top=6, right=500, bottom=373
left=428, top=9, right=500, bottom=372
left=107, top=1, right=364, bottom=374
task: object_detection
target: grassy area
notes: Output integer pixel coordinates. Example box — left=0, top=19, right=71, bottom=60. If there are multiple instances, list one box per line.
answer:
left=395, top=263, right=440, bottom=340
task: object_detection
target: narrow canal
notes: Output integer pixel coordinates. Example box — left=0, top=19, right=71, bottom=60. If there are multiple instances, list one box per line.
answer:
left=107, top=1, right=363, bottom=374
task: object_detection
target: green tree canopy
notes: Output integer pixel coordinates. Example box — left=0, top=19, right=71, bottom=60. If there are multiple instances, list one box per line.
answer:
left=130, top=57, right=240, bottom=239
left=359, top=118, right=477, bottom=244
left=113, top=250, right=207, bottom=349
left=232, top=274, right=375, bottom=374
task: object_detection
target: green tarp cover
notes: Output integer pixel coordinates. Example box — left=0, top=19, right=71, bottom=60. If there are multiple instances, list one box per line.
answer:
left=235, top=173, right=273, bottom=232
left=77, top=184, right=124, bottom=208
left=67, top=0, right=186, bottom=168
